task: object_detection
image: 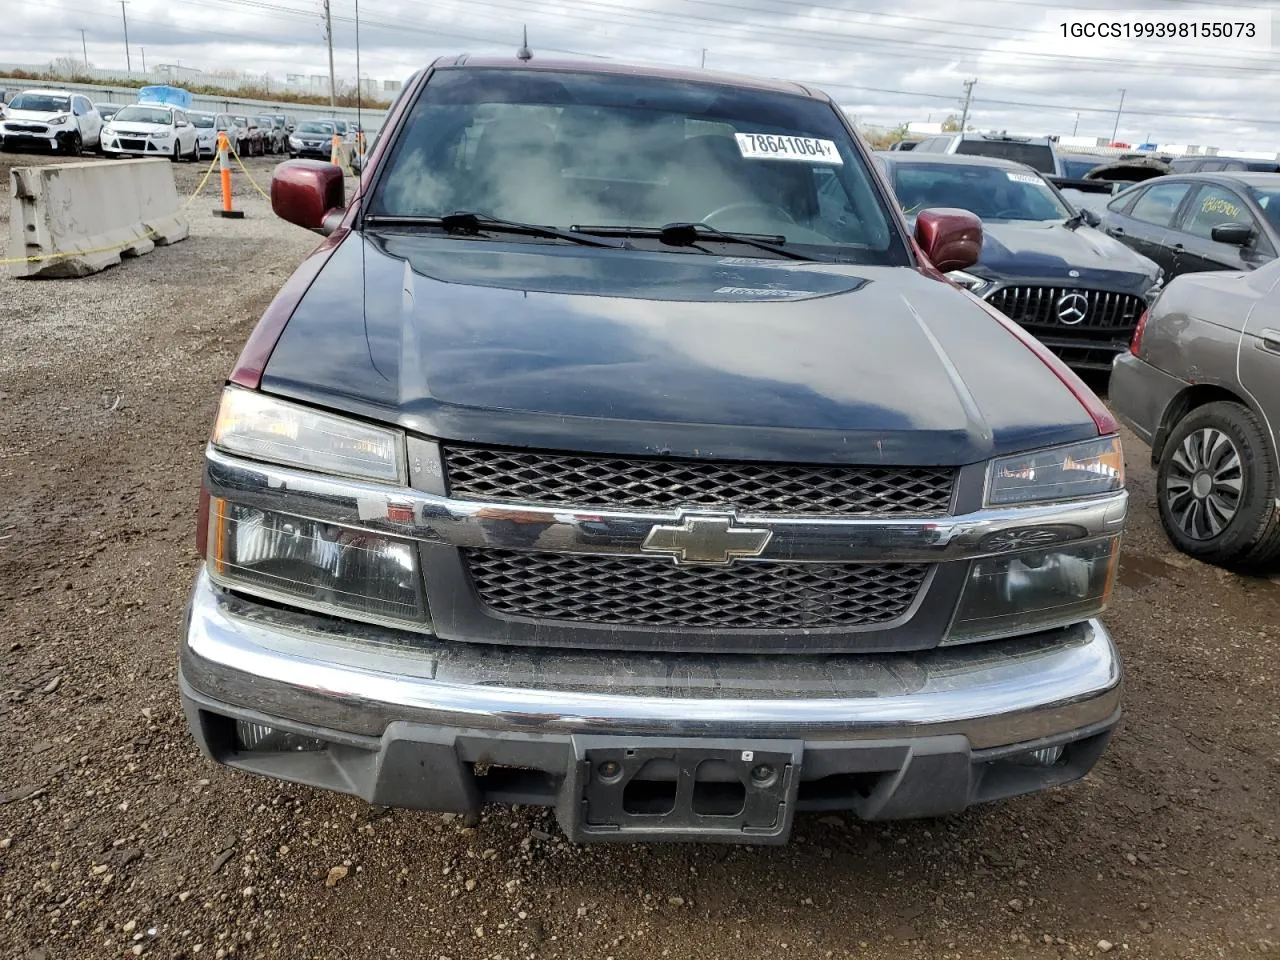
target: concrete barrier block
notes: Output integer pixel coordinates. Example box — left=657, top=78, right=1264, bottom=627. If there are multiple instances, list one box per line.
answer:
left=8, top=158, right=189, bottom=279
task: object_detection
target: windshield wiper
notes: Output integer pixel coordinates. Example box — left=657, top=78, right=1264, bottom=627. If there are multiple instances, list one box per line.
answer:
left=572, top=222, right=830, bottom=262
left=363, top=211, right=627, bottom=248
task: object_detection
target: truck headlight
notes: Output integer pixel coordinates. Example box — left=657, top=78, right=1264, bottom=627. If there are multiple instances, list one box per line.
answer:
left=207, top=499, right=429, bottom=630
left=212, top=387, right=404, bottom=484
left=986, top=436, right=1123, bottom=506
left=945, top=536, right=1120, bottom=645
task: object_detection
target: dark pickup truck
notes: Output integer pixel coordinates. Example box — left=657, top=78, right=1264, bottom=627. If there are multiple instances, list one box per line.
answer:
left=181, top=57, right=1127, bottom=844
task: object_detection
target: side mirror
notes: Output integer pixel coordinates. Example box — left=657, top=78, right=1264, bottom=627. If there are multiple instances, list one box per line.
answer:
left=1211, top=222, right=1254, bottom=247
left=271, top=159, right=346, bottom=233
left=914, top=208, right=983, bottom=273
left=1079, top=208, right=1102, bottom=227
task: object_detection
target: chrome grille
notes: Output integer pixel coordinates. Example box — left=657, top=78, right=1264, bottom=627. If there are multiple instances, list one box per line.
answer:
left=465, top=549, right=929, bottom=629
left=442, top=447, right=955, bottom=516
left=986, top=286, right=1145, bottom=333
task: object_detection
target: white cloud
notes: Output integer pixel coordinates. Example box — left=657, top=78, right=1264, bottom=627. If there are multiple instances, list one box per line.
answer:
left=4, top=0, right=1278, bottom=150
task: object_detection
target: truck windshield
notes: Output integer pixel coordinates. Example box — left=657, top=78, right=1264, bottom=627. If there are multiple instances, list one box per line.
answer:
left=893, top=162, right=1072, bottom=222
left=953, top=139, right=1056, bottom=174
left=370, top=67, right=902, bottom=262
left=114, top=106, right=173, bottom=125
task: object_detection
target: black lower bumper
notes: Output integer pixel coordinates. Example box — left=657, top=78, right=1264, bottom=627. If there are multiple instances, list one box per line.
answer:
left=181, top=676, right=1116, bottom=843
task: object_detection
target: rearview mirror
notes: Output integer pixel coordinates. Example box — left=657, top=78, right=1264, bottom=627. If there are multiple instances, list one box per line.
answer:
left=1211, top=222, right=1254, bottom=246
left=914, top=208, right=983, bottom=273
left=271, top=160, right=346, bottom=234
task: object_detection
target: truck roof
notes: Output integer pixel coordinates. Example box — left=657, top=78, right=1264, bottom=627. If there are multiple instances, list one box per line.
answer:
left=439, top=56, right=825, bottom=101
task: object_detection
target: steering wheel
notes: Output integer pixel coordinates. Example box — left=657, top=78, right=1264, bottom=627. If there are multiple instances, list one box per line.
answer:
left=702, top=201, right=797, bottom=228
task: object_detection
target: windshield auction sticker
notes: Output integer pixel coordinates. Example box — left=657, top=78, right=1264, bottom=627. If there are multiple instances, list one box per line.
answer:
left=1006, top=172, right=1043, bottom=184
left=735, top=133, right=844, bottom=165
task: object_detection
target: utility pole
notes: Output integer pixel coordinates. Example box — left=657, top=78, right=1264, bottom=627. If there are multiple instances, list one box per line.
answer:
left=958, top=78, right=977, bottom=133
left=119, top=1, right=131, bottom=72
left=1072, top=112, right=1080, bottom=136
left=700, top=48, right=706, bottom=68
left=81, top=29, right=89, bottom=69
left=141, top=47, right=147, bottom=73
left=322, top=0, right=337, bottom=108
left=1112, top=88, right=1126, bottom=142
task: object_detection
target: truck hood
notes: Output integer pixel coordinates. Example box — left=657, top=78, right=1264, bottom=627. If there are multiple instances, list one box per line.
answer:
left=259, top=232, right=1098, bottom=466
left=975, top=220, right=1160, bottom=291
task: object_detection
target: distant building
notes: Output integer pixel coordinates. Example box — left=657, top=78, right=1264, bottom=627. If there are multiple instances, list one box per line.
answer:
left=383, top=79, right=402, bottom=92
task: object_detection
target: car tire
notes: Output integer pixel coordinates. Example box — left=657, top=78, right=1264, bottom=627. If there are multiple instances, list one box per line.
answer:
left=65, top=132, right=83, bottom=157
left=1157, top=400, right=1280, bottom=570
left=186, top=139, right=198, bottom=162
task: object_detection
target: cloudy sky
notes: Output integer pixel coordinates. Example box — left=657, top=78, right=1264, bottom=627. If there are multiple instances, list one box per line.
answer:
left=5, top=0, right=1279, bottom=151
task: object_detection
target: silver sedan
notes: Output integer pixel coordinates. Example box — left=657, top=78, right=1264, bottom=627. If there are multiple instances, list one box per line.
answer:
left=1110, top=257, right=1280, bottom=568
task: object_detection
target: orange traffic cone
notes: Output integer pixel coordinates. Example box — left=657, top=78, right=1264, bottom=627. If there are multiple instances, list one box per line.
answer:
left=213, top=131, right=244, bottom=219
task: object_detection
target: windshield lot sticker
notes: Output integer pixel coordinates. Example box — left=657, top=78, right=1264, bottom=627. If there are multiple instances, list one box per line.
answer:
left=1006, top=172, right=1042, bottom=184
left=735, top=133, right=843, bottom=165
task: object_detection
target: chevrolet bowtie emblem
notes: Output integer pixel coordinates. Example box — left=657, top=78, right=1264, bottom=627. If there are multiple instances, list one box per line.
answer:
left=641, top=514, right=773, bottom=566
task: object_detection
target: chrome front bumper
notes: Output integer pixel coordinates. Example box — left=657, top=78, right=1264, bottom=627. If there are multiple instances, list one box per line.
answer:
left=182, top=571, right=1121, bottom=749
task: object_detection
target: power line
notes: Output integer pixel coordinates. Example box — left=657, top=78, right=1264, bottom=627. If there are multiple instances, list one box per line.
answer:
left=813, top=79, right=1280, bottom=128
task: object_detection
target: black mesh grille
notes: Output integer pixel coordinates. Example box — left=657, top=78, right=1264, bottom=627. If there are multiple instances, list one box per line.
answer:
left=986, top=286, right=1145, bottom=335
left=443, top=447, right=955, bottom=516
left=465, top=550, right=929, bottom=629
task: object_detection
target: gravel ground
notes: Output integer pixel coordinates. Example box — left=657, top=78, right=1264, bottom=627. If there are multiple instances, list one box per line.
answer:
left=1, top=149, right=1279, bottom=960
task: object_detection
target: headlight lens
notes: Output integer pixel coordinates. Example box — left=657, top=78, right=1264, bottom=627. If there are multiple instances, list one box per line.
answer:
left=987, top=436, right=1123, bottom=506
left=289, top=136, right=302, bottom=147
left=49, top=114, right=69, bottom=125
left=208, top=500, right=429, bottom=630
left=945, top=536, right=1120, bottom=645
left=946, top=269, right=991, bottom=293
left=212, top=387, right=404, bottom=483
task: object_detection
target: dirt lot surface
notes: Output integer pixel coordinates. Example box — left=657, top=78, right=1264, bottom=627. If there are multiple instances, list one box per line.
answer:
left=2, top=149, right=1279, bottom=960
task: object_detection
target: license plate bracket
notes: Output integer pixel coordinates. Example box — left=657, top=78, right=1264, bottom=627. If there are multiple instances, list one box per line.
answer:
left=557, top=736, right=803, bottom=844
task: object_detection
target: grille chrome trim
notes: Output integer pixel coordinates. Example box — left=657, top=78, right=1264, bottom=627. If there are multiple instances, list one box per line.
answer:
left=986, top=285, right=1146, bottom=334
left=466, top=550, right=930, bottom=629
left=205, top=447, right=1129, bottom=565
left=442, top=446, right=956, bottom=517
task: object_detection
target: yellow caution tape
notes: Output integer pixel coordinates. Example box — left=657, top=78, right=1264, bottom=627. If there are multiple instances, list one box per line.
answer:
left=0, top=153, right=223, bottom=267
left=228, top=144, right=273, bottom=203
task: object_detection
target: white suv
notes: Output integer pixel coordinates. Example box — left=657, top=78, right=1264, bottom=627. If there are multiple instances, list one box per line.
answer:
left=0, top=89, right=102, bottom=155
left=101, top=102, right=200, bottom=161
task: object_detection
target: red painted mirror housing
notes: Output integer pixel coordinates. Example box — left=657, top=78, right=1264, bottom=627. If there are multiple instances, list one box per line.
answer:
left=271, top=160, right=345, bottom=233
left=914, top=208, right=983, bottom=274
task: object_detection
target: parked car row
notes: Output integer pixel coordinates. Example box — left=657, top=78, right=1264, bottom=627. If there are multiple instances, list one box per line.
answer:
left=1, top=88, right=363, bottom=164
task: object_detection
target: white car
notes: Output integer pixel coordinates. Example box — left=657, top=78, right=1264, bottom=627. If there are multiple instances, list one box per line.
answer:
left=102, top=103, right=200, bottom=161
left=188, top=111, right=219, bottom=158
left=0, top=89, right=102, bottom=155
